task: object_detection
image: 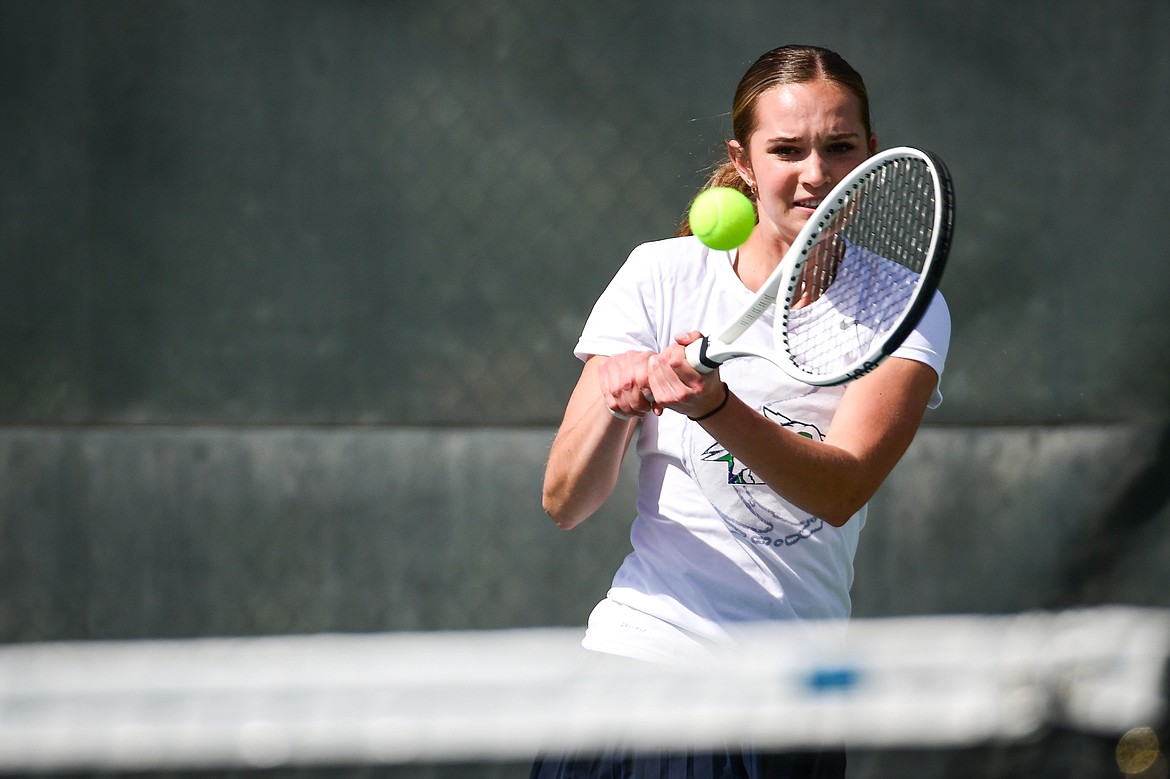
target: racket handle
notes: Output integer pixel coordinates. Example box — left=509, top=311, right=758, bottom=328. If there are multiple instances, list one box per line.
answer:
left=685, top=337, right=721, bottom=375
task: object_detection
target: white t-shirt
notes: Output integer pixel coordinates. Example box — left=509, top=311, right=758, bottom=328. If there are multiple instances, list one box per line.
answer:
left=574, top=236, right=950, bottom=663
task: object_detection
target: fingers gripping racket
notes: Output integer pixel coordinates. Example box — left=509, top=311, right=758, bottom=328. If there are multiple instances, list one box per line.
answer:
left=685, top=147, right=954, bottom=385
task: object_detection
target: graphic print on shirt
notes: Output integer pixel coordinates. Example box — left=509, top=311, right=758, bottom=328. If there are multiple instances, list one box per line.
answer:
left=683, top=404, right=828, bottom=545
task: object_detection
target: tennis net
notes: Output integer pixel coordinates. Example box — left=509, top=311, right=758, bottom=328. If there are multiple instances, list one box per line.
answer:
left=0, top=606, right=1166, bottom=772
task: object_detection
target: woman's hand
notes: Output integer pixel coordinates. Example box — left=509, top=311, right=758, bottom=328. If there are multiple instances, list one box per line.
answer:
left=645, top=332, right=727, bottom=420
left=595, top=349, right=656, bottom=419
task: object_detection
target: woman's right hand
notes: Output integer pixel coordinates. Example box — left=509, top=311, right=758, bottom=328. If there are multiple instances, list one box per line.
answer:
left=595, top=350, right=656, bottom=420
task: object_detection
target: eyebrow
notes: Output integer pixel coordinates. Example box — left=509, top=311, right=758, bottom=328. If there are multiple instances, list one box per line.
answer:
left=764, top=131, right=863, bottom=144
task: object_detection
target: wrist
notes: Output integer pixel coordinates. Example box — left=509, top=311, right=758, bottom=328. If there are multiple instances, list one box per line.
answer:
left=687, top=382, right=731, bottom=422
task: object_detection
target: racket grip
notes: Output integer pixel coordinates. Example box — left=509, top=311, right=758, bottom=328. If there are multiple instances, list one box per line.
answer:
left=685, top=337, right=720, bottom=375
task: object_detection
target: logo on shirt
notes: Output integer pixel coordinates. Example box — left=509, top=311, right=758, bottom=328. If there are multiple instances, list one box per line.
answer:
left=684, top=405, right=828, bottom=546
left=699, top=410, right=824, bottom=487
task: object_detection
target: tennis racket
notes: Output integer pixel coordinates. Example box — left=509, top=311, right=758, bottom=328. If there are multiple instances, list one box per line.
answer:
left=685, top=146, right=954, bottom=386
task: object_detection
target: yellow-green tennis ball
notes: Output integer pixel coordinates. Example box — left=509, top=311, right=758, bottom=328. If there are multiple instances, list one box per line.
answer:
left=689, top=187, right=755, bottom=250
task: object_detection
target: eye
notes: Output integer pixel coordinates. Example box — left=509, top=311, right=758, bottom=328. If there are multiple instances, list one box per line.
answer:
left=769, top=144, right=804, bottom=159
left=826, top=141, right=859, bottom=155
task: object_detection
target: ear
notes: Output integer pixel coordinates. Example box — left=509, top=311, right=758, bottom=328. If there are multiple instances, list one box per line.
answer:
left=727, top=140, right=754, bottom=187
left=868, top=134, right=878, bottom=155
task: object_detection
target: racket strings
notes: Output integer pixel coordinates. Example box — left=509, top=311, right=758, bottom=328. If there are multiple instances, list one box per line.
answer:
left=783, top=157, right=938, bottom=377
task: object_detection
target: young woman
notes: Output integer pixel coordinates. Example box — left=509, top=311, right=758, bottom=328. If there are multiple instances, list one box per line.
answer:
left=534, top=44, right=950, bottom=779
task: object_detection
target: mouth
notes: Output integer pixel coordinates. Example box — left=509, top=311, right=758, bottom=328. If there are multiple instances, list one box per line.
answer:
left=793, top=198, right=823, bottom=212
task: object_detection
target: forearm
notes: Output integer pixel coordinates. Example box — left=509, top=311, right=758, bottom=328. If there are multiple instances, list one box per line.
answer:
left=694, top=360, right=936, bottom=526
left=698, top=394, right=869, bottom=525
left=542, top=361, right=637, bottom=530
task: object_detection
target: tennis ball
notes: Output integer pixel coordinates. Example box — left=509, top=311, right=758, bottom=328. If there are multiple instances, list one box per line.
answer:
left=689, top=187, right=755, bottom=251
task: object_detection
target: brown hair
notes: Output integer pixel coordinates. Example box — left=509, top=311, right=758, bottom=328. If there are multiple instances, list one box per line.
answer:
left=678, top=45, right=873, bottom=236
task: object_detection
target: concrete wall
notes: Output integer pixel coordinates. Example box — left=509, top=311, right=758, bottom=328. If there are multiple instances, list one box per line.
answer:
left=3, top=422, right=1168, bottom=641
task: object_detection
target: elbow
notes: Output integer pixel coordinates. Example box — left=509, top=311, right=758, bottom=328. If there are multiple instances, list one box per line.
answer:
left=541, top=458, right=619, bottom=531
left=818, top=485, right=877, bottom=527
left=541, top=488, right=585, bottom=531
left=812, top=457, right=887, bottom=527
left=820, top=508, right=856, bottom=528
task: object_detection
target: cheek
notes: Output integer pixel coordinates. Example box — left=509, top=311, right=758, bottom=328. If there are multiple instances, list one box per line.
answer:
left=833, top=160, right=857, bottom=180
left=832, top=153, right=869, bottom=180
left=757, top=165, right=800, bottom=196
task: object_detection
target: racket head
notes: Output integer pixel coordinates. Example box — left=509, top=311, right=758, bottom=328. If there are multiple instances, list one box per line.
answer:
left=774, top=146, right=954, bottom=386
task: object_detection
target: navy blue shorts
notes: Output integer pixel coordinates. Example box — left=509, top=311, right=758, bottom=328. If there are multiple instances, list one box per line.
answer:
left=529, top=747, right=846, bottom=779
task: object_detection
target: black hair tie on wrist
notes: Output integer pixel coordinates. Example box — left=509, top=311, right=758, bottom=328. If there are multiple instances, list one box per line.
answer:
left=688, top=382, right=730, bottom=422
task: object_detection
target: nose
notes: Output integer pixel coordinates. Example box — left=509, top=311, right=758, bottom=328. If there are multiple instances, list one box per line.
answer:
left=800, top=152, right=832, bottom=190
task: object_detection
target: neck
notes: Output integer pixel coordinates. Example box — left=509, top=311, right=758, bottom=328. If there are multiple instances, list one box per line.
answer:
left=734, top=231, right=787, bottom=293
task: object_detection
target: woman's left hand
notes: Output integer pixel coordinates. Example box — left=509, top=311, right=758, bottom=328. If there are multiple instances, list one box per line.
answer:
left=645, top=331, right=727, bottom=418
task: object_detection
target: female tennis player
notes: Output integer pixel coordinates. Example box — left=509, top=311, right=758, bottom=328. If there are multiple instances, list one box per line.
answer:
left=533, top=45, right=951, bottom=779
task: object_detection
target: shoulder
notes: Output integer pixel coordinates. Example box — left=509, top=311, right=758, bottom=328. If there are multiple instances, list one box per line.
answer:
left=624, top=235, right=708, bottom=266
left=618, top=235, right=721, bottom=288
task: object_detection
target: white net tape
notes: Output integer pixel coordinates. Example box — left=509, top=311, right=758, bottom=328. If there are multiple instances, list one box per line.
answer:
left=0, top=607, right=1166, bottom=771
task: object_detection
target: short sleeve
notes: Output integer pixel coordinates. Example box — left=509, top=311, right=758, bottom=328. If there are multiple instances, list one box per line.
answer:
left=892, top=291, right=951, bottom=408
left=574, top=243, right=663, bottom=361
